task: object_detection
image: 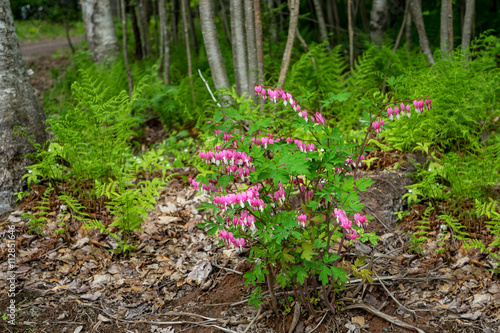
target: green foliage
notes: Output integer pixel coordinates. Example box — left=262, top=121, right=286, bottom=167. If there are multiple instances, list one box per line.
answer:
left=25, top=71, right=175, bottom=254
left=22, top=187, right=53, bottom=235
left=14, top=20, right=84, bottom=42
left=198, top=86, right=382, bottom=315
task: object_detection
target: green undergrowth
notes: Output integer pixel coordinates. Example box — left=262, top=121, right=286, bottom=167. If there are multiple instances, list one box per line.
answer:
left=14, top=19, right=84, bottom=42
left=19, top=71, right=187, bottom=255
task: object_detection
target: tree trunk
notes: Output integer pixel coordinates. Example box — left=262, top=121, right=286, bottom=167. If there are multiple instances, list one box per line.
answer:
left=325, top=0, right=335, bottom=44
left=254, top=0, right=265, bottom=83
left=137, top=0, right=152, bottom=57
left=199, top=0, right=230, bottom=91
left=186, top=1, right=199, bottom=56
left=447, top=0, right=453, bottom=51
left=410, top=0, right=435, bottom=65
left=461, top=0, right=475, bottom=54
left=405, top=3, right=412, bottom=52
left=172, top=0, right=179, bottom=46
left=230, top=0, right=248, bottom=96
left=370, top=0, right=388, bottom=47
left=0, top=0, right=48, bottom=212
left=331, top=0, right=341, bottom=43
left=267, top=0, right=278, bottom=44
left=312, top=0, right=330, bottom=50
left=276, top=0, right=300, bottom=90
left=120, top=0, right=134, bottom=96
left=348, top=0, right=354, bottom=68
left=130, top=0, right=143, bottom=59
left=81, top=0, right=120, bottom=61
left=159, top=0, right=170, bottom=84
left=245, top=0, right=258, bottom=100
left=180, top=0, right=193, bottom=86
left=440, top=0, right=453, bottom=57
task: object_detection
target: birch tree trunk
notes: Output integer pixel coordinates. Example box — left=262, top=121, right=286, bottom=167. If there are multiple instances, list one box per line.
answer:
left=370, top=0, right=388, bottom=47
left=181, top=0, right=192, bottom=85
left=440, top=0, right=453, bottom=57
left=199, top=0, right=230, bottom=90
left=245, top=0, right=258, bottom=99
left=276, top=0, right=299, bottom=90
left=254, top=0, right=265, bottom=83
left=461, top=0, right=475, bottom=54
left=230, top=0, right=248, bottom=96
left=159, top=0, right=170, bottom=84
left=406, top=4, right=412, bottom=52
left=120, top=0, right=133, bottom=96
left=0, top=0, right=48, bottom=212
left=81, top=0, right=119, bottom=61
left=137, top=0, right=152, bottom=57
left=410, top=0, right=436, bottom=65
left=312, top=0, right=330, bottom=50
left=348, top=0, right=354, bottom=68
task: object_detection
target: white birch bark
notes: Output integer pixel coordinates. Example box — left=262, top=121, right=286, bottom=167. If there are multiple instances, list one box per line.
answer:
left=199, top=0, right=230, bottom=90
left=0, top=0, right=48, bottom=211
left=461, top=0, right=475, bottom=53
left=370, top=0, right=388, bottom=47
left=410, top=0, right=436, bottom=65
left=244, top=0, right=258, bottom=99
left=159, top=0, right=170, bottom=84
left=230, top=0, right=248, bottom=96
left=313, top=0, right=330, bottom=49
left=81, top=0, right=119, bottom=61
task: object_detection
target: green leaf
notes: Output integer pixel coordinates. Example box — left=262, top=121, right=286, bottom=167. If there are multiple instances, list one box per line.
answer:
left=330, top=266, right=348, bottom=283
left=318, top=265, right=331, bottom=285
left=300, top=242, right=315, bottom=261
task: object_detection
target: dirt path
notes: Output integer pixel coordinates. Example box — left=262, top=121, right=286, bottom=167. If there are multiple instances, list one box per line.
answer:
left=20, top=36, right=83, bottom=60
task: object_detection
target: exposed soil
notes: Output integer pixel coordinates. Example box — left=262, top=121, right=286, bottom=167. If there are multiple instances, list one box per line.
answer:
left=0, top=50, right=498, bottom=333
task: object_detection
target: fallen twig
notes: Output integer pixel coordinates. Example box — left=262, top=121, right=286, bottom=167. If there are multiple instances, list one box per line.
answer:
left=374, top=272, right=416, bottom=316
left=309, top=312, right=328, bottom=333
left=213, top=262, right=243, bottom=275
left=198, top=69, right=221, bottom=107
left=243, top=305, right=262, bottom=333
left=288, top=302, right=301, bottom=333
left=343, top=301, right=426, bottom=333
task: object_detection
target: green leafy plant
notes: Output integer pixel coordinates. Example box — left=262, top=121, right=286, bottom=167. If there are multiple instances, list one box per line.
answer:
left=24, top=71, right=174, bottom=254
left=192, top=85, right=432, bottom=316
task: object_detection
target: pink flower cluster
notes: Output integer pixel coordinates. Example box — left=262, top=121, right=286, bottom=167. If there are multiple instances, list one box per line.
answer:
left=298, top=214, right=307, bottom=228
left=345, top=155, right=366, bottom=168
left=250, top=135, right=283, bottom=148
left=214, top=130, right=235, bottom=143
left=294, top=139, right=316, bottom=153
left=227, top=210, right=257, bottom=231
left=188, top=177, right=221, bottom=193
left=255, top=86, right=326, bottom=125
left=332, top=208, right=367, bottom=243
left=226, top=164, right=255, bottom=181
left=199, top=149, right=252, bottom=167
left=213, top=186, right=266, bottom=212
left=220, top=230, right=246, bottom=250
left=271, top=182, right=286, bottom=206
left=372, top=120, right=385, bottom=133
left=387, top=99, right=433, bottom=121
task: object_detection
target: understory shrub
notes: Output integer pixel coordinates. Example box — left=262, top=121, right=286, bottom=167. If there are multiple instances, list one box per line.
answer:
left=192, top=85, right=430, bottom=314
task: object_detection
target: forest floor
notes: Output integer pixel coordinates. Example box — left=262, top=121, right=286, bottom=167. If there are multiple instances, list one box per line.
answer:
left=20, top=36, right=83, bottom=61
left=0, top=48, right=499, bottom=333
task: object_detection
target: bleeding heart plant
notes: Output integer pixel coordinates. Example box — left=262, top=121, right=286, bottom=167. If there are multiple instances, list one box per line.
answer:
left=195, top=86, right=431, bottom=315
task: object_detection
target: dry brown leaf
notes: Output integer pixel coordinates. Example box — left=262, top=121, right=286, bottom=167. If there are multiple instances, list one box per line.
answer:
left=351, top=316, right=365, bottom=326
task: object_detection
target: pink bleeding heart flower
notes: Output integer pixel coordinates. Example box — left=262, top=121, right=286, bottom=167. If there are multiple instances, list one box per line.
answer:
left=387, top=107, right=394, bottom=120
